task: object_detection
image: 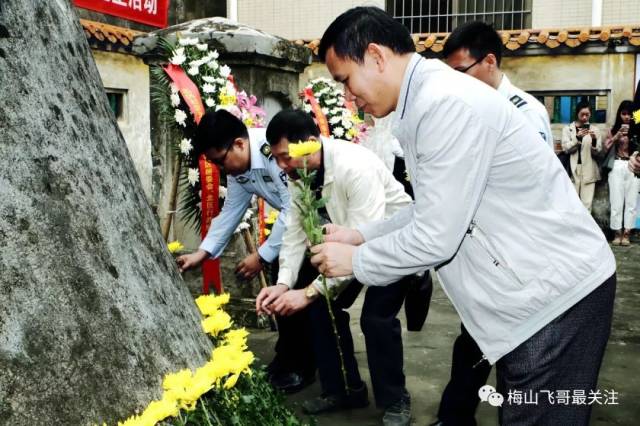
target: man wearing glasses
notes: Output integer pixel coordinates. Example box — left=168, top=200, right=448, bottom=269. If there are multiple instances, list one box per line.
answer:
left=177, top=109, right=316, bottom=394
left=443, top=21, right=553, bottom=150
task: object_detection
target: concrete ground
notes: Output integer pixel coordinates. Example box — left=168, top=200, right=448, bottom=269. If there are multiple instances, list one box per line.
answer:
left=248, top=240, right=640, bottom=425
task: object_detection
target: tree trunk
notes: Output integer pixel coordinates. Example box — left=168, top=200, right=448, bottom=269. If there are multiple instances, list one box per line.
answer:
left=0, top=2, right=212, bottom=425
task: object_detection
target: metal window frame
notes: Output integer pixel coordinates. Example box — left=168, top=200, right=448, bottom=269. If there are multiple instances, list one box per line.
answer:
left=389, top=0, right=532, bottom=32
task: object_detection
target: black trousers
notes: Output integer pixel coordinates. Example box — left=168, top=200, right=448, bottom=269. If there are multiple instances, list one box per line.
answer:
left=309, top=276, right=412, bottom=408
left=267, top=258, right=317, bottom=378
left=438, top=274, right=616, bottom=426
left=437, top=324, right=492, bottom=426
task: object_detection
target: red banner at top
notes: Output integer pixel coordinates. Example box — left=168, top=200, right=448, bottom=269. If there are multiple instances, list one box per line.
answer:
left=74, top=0, right=169, bottom=28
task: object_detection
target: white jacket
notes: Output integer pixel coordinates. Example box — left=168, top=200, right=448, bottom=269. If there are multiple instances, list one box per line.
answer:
left=278, top=138, right=411, bottom=293
left=498, top=74, right=554, bottom=149
left=353, top=54, right=616, bottom=364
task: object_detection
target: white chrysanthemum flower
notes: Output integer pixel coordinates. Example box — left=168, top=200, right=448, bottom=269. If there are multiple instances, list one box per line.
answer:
left=342, top=118, right=353, bottom=129
left=321, top=107, right=329, bottom=115
left=170, top=48, right=186, bottom=65
left=331, top=108, right=341, bottom=114
left=303, top=103, right=312, bottom=113
left=202, top=76, right=216, bottom=83
left=196, top=43, right=209, bottom=51
left=219, top=185, right=227, bottom=199
left=325, top=98, right=337, bottom=106
left=219, top=65, right=231, bottom=78
left=234, top=222, right=250, bottom=234
left=187, top=168, right=199, bottom=186
left=211, top=50, right=220, bottom=59
left=175, top=109, right=187, bottom=127
left=207, top=61, right=219, bottom=70
left=178, top=37, right=199, bottom=46
left=202, top=83, right=216, bottom=93
left=188, top=66, right=199, bottom=76
left=337, top=98, right=344, bottom=106
left=216, top=78, right=227, bottom=85
left=170, top=92, right=181, bottom=107
left=333, top=127, right=345, bottom=138
left=243, top=209, right=254, bottom=221
left=329, top=116, right=342, bottom=125
left=225, top=81, right=236, bottom=95
left=180, top=138, right=193, bottom=155
left=205, top=98, right=216, bottom=107
left=170, top=83, right=179, bottom=93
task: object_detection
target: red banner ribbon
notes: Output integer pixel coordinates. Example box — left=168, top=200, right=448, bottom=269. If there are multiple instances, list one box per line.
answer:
left=199, top=155, right=222, bottom=294
left=163, top=64, right=206, bottom=124
left=304, top=87, right=331, bottom=137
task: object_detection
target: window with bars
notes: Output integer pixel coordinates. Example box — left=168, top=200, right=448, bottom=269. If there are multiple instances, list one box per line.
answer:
left=531, top=91, right=609, bottom=124
left=386, top=0, right=533, bottom=34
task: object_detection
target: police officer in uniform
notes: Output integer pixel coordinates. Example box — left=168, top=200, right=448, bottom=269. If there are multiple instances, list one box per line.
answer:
left=177, top=109, right=316, bottom=393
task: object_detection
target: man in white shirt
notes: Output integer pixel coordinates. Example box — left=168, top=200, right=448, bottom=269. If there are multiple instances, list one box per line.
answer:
left=256, top=109, right=417, bottom=426
left=311, top=7, right=616, bottom=425
left=442, top=21, right=553, bottom=149
left=432, top=21, right=556, bottom=425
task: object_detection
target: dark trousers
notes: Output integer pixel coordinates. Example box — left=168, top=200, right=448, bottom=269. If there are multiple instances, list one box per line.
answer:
left=439, top=274, right=616, bottom=426
left=497, top=273, right=616, bottom=426
left=268, top=258, right=316, bottom=377
left=309, top=276, right=412, bottom=408
left=437, top=324, right=492, bottom=426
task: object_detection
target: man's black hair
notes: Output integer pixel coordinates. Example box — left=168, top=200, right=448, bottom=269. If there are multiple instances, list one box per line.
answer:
left=442, top=21, right=503, bottom=66
left=319, top=7, right=415, bottom=64
left=266, top=109, right=320, bottom=146
left=193, top=109, right=248, bottom=156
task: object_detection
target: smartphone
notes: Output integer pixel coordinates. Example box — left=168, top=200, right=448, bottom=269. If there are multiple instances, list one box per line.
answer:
left=621, top=124, right=630, bottom=134
left=582, top=123, right=591, bottom=130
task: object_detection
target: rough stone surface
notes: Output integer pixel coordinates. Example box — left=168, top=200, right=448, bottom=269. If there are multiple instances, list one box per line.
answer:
left=0, top=2, right=212, bottom=425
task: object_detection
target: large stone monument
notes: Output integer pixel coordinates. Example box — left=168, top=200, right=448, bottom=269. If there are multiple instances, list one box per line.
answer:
left=0, top=1, right=212, bottom=424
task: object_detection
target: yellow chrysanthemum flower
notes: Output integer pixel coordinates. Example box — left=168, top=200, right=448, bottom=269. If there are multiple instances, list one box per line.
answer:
left=224, top=373, right=241, bottom=389
left=201, top=310, right=233, bottom=336
left=167, top=241, right=184, bottom=253
left=195, top=293, right=230, bottom=316
left=219, top=92, right=237, bottom=106
left=633, top=109, right=640, bottom=125
left=288, top=140, right=321, bottom=158
left=264, top=210, right=279, bottom=225
left=243, top=117, right=254, bottom=127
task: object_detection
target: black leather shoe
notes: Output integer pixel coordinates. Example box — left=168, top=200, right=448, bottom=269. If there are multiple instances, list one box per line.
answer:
left=302, top=382, right=369, bottom=414
left=270, top=371, right=315, bottom=394
left=383, top=393, right=411, bottom=426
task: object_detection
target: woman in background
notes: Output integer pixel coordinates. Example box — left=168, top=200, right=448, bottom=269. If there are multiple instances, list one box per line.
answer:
left=562, top=100, right=603, bottom=212
left=603, top=100, right=639, bottom=246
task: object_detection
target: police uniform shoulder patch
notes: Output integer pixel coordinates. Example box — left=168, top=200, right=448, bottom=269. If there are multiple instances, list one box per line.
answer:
left=260, top=143, right=272, bottom=158
left=509, top=95, right=528, bottom=109
left=279, top=171, right=288, bottom=186
left=263, top=175, right=273, bottom=183
left=236, top=175, right=249, bottom=184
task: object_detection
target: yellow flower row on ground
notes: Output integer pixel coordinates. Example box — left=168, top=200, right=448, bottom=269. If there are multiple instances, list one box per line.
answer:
left=110, top=294, right=254, bottom=426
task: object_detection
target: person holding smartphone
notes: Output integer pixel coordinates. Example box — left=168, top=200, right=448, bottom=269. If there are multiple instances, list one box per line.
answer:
left=603, top=100, right=639, bottom=245
left=561, top=100, right=603, bottom=212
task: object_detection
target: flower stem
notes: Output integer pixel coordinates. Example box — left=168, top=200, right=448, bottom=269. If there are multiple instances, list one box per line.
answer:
left=320, top=275, right=350, bottom=395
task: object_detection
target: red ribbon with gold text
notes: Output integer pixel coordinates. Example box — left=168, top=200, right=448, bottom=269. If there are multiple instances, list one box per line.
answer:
left=303, top=87, right=331, bottom=137
left=164, top=64, right=222, bottom=294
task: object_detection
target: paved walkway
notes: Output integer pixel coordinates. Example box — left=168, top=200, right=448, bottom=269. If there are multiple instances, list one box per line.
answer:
left=248, top=240, right=640, bottom=425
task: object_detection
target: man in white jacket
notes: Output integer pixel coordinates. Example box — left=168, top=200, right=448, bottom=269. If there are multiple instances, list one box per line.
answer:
left=431, top=21, right=556, bottom=426
left=311, top=7, right=617, bottom=425
left=256, top=109, right=417, bottom=426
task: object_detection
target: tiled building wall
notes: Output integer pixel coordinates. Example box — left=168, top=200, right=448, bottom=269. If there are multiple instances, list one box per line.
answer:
left=234, top=0, right=385, bottom=40
left=532, top=0, right=592, bottom=28
left=602, top=0, right=640, bottom=26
